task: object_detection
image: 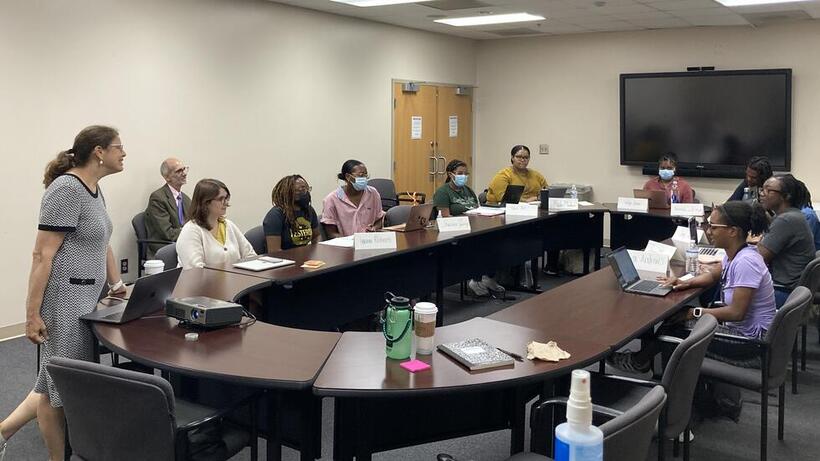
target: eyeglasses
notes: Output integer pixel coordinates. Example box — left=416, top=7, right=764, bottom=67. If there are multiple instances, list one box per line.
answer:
left=513, top=155, right=530, bottom=160
left=702, top=220, right=730, bottom=230
left=295, top=185, right=313, bottom=193
left=109, top=144, right=125, bottom=151
left=761, top=187, right=782, bottom=195
left=211, top=196, right=230, bottom=206
left=348, top=174, right=370, bottom=179
left=174, top=166, right=189, bottom=175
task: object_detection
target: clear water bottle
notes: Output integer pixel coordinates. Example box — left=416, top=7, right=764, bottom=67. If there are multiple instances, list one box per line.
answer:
left=742, top=187, right=751, bottom=201
left=670, top=180, right=679, bottom=204
left=569, top=184, right=578, bottom=200
left=685, top=239, right=699, bottom=275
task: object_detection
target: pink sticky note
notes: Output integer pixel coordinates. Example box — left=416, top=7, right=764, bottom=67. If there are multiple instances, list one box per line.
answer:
left=400, top=359, right=431, bottom=373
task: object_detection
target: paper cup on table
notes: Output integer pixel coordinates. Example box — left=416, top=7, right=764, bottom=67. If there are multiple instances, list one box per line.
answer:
left=413, top=302, right=438, bottom=355
left=143, top=260, right=165, bottom=275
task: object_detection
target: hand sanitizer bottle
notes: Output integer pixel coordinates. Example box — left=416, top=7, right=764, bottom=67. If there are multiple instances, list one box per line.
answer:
left=554, top=370, right=603, bottom=461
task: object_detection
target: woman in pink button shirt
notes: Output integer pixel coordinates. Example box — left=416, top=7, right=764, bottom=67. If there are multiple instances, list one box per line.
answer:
left=321, top=159, right=386, bottom=238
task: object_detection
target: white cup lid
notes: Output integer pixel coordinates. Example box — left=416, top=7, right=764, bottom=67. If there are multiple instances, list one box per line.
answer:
left=144, top=260, right=164, bottom=267
left=414, top=302, right=438, bottom=314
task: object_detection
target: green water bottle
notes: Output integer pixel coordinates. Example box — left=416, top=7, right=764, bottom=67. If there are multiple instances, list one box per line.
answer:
left=381, top=292, right=413, bottom=360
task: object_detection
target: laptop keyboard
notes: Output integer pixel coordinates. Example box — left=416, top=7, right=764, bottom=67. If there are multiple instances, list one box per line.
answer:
left=631, top=280, right=660, bottom=292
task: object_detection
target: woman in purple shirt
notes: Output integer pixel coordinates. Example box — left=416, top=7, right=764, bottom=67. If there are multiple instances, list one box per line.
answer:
left=610, top=200, right=776, bottom=372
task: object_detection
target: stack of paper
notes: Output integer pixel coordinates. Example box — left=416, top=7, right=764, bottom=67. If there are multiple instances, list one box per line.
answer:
left=319, top=236, right=355, bottom=248
left=465, top=207, right=506, bottom=216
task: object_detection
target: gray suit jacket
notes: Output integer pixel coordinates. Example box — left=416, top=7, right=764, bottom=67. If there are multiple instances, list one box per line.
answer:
left=144, top=185, right=192, bottom=256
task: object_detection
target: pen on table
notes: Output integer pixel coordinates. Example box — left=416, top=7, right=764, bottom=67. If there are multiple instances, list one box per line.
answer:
left=497, top=347, right=524, bottom=362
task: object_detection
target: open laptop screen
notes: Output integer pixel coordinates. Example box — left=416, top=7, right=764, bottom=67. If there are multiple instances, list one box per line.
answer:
left=609, top=248, right=640, bottom=287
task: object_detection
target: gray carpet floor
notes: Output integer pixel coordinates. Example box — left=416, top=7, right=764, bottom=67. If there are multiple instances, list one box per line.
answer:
left=2, top=267, right=819, bottom=460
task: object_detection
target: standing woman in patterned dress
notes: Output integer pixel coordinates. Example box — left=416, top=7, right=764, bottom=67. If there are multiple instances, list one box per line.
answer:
left=0, top=126, right=127, bottom=460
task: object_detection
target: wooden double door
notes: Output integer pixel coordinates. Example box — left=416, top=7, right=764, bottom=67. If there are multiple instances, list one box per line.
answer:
left=393, top=83, right=473, bottom=199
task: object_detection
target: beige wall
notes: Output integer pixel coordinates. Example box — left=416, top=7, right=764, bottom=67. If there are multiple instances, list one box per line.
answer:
left=0, top=0, right=476, bottom=329
left=474, top=22, right=820, bottom=206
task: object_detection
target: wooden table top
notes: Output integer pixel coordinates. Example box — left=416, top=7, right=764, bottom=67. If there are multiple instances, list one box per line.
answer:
left=209, top=206, right=610, bottom=283
left=172, top=267, right=271, bottom=301
left=489, top=266, right=703, bottom=350
left=94, top=315, right=340, bottom=389
left=313, top=317, right=609, bottom=397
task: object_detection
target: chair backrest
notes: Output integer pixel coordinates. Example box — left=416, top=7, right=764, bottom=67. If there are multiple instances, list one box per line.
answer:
left=798, top=255, right=820, bottom=297
left=765, top=286, right=812, bottom=387
left=369, top=178, right=399, bottom=211
left=245, top=225, right=266, bottom=254
left=600, top=385, right=667, bottom=461
left=155, top=243, right=178, bottom=271
left=132, top=212, right=148, bottom=240
left=478, top=190, right=488, bottom=205
left=385, top=205, right=413, bottom=227
left=659, top=314, right=718, bottom=437
left=47, top=357, right=177, bottom=461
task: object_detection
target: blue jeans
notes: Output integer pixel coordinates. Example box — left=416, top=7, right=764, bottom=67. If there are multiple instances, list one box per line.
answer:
left=774, top=287, right=791, bottom=309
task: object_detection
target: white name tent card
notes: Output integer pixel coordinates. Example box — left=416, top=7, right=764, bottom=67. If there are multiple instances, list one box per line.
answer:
left=671, top=226, right=707, bottom=261
left=505, top=203, right=538, bottom=217
left=644, top=240, right=677, bottom=261
left=354, top=232, right=397, bottom=250
left=627, top=250, right=670, bottom=281
left=617, top=197, right=649, bottom=213
left=670, top=203, right=705, bottom=217
left=437, top=216, right=471, bottom=232
left=319, top=235, right=355, bottom=248
left=548, top=198, right=579, bottom=212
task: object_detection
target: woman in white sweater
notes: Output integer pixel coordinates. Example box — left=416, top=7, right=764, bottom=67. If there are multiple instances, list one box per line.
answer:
left=176, top=178, right=256, bottom=269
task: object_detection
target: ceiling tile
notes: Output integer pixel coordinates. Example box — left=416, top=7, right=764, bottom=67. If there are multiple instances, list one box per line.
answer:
left=683, top=15, right=750, bottom=26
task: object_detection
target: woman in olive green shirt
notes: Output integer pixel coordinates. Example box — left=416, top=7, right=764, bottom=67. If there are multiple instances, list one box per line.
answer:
left=433, top=160, right=503, bottom=296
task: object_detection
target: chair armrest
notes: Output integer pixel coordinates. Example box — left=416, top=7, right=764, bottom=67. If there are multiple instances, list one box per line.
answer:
left=137, top=238, right=175, bottom=246
left=592, top=372, right=661, bottom=389
left=176, top=391, right=262, bottom=432
left=713, top=331, right=767, bottom=347
left=656, top=335, right=684, bottom=345
left=534, top=397, right=624, bottom=421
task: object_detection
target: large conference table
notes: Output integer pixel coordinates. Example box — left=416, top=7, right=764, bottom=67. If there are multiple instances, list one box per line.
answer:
left=92, top=203, right=695, bottom=460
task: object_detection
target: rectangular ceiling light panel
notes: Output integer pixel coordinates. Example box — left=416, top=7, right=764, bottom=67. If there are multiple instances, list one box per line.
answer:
left=435, top=13, right=546, bottom=27
left=330, top=0, right=433, bottom=7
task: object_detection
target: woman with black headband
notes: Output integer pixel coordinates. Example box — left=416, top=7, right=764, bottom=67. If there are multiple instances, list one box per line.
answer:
left=610, top=200, right=776, bottom=373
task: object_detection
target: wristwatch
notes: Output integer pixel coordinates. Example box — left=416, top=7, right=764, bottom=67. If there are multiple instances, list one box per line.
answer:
left=692, top=307, right=703, bottom=319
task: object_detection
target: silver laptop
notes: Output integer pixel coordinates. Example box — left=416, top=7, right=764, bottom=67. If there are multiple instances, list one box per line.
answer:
left=81, top=268, right=182, bottom=324
left=607, top=247, right=672, bottom=297
left=383, top=203, right=435, bottom=232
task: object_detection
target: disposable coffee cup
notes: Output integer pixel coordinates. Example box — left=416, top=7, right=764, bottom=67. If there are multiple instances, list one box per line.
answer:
left=143, top=260, right=165, bottom=276
left=413, top=302, right=438, bottom=355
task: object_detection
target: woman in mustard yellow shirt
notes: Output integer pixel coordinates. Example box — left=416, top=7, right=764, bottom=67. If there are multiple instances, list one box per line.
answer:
left=486, top=145, right=548, bottom=203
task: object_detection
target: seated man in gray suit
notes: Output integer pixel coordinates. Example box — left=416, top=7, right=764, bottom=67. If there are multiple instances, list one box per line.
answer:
left=145, top=158, right=191, bottom=257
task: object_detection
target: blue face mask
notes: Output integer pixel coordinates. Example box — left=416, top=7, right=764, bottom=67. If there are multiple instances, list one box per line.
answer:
left=453, top=174, right=468, bottom=187
left=659, top=169, right=675, bottom=181
left=350, top=176, right=368, bottom=191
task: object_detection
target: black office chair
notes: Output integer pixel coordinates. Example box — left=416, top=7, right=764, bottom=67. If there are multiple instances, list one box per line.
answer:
left=700, top=286, right=812, bottom=461
left=155, top=243, right=179, bottom=271
left=795, top=251, right=820, bottom=386
left=384, top=205, right=413, bottom=227
left=47, top=357, right=258, bottom=461
left=440, top=386, right=666, bottom=461
left=132, top=212, right=174, bottom=276
left=369, top=178, right=400, bottom=211
left=244, top=225, right=266, bottom=254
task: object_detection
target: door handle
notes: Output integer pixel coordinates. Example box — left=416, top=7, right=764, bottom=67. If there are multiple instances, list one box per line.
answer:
left=429, top=156, right=437, bottom=175
left=437, top=155, right=447, bottom=175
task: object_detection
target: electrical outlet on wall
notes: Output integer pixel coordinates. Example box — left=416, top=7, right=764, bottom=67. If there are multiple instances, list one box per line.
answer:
left=121, top=259, right=128, bottom=274
left=539, top=144, right=549, bottom=155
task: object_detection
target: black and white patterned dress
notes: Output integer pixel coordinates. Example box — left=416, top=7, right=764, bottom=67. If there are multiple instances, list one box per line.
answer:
left=34, top=174, right=112, bottom=407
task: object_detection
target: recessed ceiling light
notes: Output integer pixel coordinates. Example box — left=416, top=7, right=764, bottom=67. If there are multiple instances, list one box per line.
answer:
left=434, top=13, right=546, bottom=27
left=715, top=0, right=810, bottom=6
left=330, top=0, right=433, bottom=7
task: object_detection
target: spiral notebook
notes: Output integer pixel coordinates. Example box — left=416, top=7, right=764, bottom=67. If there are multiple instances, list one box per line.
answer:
left=437, top=338, right=515, bottom=371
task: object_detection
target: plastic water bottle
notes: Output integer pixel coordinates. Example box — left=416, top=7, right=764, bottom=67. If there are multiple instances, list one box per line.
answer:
left=670, top=180, right=679, bottom=204
left=742, top=187, right=751, bottom=201
left=685, top=239, right=699, bottom=275
left=554, top=369, right=603, bottom=461
left=569, top=184, right=578, bottom=200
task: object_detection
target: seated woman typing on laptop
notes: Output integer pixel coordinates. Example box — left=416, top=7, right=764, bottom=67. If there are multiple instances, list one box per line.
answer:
left=177, top=179, right=256, bottom=269
left=434, top=159, right=504, bottom=296
left=642, top=152, right=694, bottom=204
left=264, top=174, right=320, bottom=252
left=321, top=159, right=386, bottom=238
left=486, top=145, right=547, bottom=204
left=610, top=200, right=776, bottom=372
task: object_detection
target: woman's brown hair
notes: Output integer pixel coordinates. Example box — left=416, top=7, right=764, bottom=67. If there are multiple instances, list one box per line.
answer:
left=271, top=174, right=308, bottom=227
left=43, top=125, right=119, bottom=187
left=189, top=179, right=230, bottom=230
